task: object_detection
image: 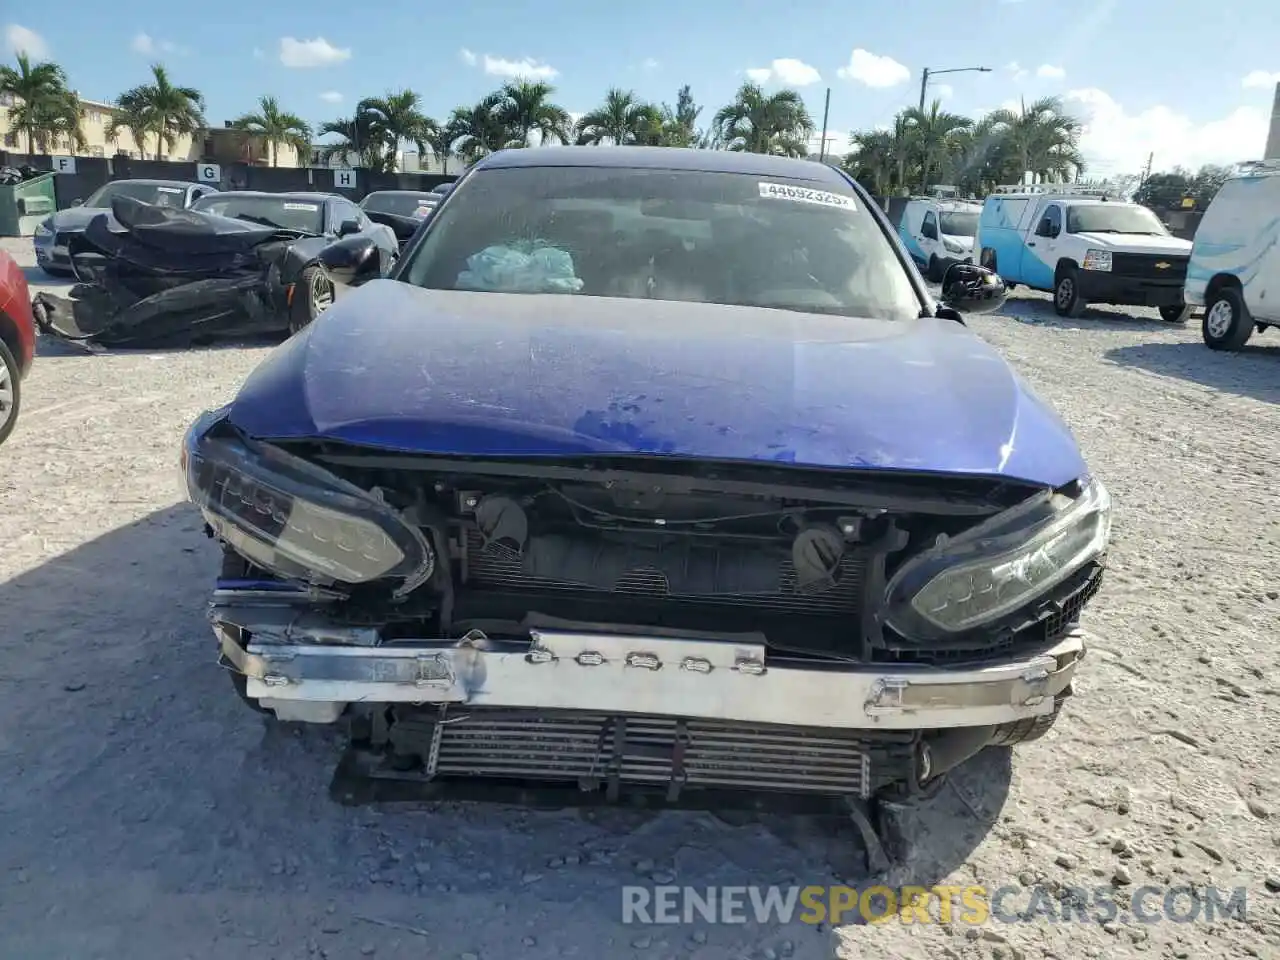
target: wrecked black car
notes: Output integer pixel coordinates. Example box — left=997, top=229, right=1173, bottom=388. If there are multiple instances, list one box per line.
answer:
left=32, top=191, right=398, bottom=348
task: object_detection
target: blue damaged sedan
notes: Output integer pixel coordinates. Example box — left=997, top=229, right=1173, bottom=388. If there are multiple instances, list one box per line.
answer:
left=182, top=147, right=1110, bottom=811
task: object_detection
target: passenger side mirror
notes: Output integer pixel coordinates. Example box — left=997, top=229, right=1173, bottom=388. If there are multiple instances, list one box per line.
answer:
left=940, top=263, right=1008, bottom=315
left=319, top=235, right=382, bottom=287
left=337, top=217, right=362, bottom=237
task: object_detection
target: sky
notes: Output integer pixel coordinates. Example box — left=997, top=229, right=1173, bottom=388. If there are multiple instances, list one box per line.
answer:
left=4, top=0, right=1278, bottom=179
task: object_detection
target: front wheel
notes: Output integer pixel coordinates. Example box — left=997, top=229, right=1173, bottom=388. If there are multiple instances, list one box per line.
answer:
left=1054, top=270, right=1086, bottom=318
left=1202, top=287, right=1253, bottom=351
left=0, top=338, right=21, bottom=446
left=1159, top=303, right=1191, bottom=323
left=289, top=265, right=336, bottom=334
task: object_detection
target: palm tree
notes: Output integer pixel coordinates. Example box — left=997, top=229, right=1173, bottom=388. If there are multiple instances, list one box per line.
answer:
left=903, top=100, right=973, bottom=191
left=232, top=95, right=312, bottom=167
left=448, top=93, right=509, bottom=162
left=0, top=53, right=81, bottom=154
left=653, top=85, right=704, bottom=148
left=845, top=130, right=896, bottom=197
left=575, top=88, right=662, bottom=146
left=493, top=81, right=572, bottom=148
left=986, top=96, right=1083, bottom=184
left=106, top=90, right=154, bottom=157
left=421, top=124, right=458, bottom=174
left=356, top=90, right=436, bottom=172
left=712, top=82, right=813, bottom=157
left=114, top=64, right=205, bottom=160
left=316, top=108, right=388, bottom=170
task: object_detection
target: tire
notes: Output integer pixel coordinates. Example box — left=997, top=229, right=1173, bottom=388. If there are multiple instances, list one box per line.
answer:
left=990, top=692, right=1068, bottom=746
left=1159, top=303, right=1192, bottom=323
left=1202, top=287, right=1253, bottom=351
left=288, top=265, right=335, bottom=334
left=1053, top=269, right=1086, bottom=318
left=0, top=338, right=21, bottom=447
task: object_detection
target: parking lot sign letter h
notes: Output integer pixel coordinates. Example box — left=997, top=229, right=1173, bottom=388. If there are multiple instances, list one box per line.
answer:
left=335, top=169, right=357, bottom=190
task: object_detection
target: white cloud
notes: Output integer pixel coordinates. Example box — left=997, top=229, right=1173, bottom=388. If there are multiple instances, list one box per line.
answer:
left=1066, top=88, right=1269, bottom=174
left=481, top=54, right=558, bottom=80
left=279, top=36, right=351, bottom=68
left=744, top=58, right=822, bottom=87
left=1006, top=61, right=1029, bottom=83
left=5, top=24, right=49, bottom=59
left=132, top=32, right=186, bottom=56
left=641, top=57, right=660, bottom=71
left=1037, top=64, right=1066, bottom=80
left=1242, top=70, right=1280, bottom=89
left=319, top=91, right=343, bottom=104
left=836, top=49, right=910, bottom=88
left=459, top=48, right=477, bottom=66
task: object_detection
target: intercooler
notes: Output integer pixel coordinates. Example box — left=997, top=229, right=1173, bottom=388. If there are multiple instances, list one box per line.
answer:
left=374, top=705, right=910, bottom=799
left=460, top=528, right=868, bottom=617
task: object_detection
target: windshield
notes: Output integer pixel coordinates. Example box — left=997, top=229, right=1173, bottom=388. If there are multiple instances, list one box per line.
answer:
left=939, top=211, right=979, bottom=237
left=362, top=193, right=438, bottom=218
left=190, top=195, right=325, bottom=233
left=399, top=166, right=921, bottom=320
left=1066, top=203, right=1168, bottom=236
left=84, top=181, right=188, bottom=209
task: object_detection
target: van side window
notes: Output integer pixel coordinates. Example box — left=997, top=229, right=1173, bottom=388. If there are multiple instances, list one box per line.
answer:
left=1037, top=205, right=1062, bottom=238
left=921, top=211, right=938, bottom=239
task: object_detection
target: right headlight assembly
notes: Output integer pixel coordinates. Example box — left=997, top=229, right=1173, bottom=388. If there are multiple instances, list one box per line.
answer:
left=885, top=477, right=1111, bottom=638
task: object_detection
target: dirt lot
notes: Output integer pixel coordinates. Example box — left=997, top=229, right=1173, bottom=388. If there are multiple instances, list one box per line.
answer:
left=1, top=235, right=1277, bottom=960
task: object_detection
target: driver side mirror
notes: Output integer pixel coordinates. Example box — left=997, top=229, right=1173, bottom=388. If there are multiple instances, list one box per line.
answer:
left=319, top=235, right=382, bottom=287
left=71, top=198, right=84, bottom=207
left=1036, top=218, right=1058, bottom=238
left=337, top=217, right=362, bottom=237
left=940, top=263, right=1008, bottom=315
left=922, top=223, right=937, bottom=240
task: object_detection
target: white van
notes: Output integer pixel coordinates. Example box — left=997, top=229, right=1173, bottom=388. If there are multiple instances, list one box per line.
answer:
left=897, top=198, right=982, bottom=281
left=974, top=184, right=1194, bottom=321
left=1184, top=160, right=1280, bottom=351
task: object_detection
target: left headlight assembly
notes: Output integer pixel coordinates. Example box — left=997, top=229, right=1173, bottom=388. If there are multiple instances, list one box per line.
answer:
left=181, top=410, right=434, bottom=596
left=885, top=477, right=1111, bottom=638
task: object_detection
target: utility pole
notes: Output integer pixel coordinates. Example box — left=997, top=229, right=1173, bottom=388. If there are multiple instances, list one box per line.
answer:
left=918, top=65, right=992, bottom=112
left=818, top=87, right=831, bottom=161
left=1140, top=152, right=1154, bottom=188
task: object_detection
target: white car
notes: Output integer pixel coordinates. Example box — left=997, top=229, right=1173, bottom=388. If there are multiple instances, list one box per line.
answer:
left=898, top=198, right=982, bottom=281
left=974, top=184, right=1194, bottom=322
left=1184, top=160, right=1280, bottom=351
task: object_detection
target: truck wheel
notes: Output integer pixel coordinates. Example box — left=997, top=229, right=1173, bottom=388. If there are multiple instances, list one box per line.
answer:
left=990, top=692, right=1067, bottom=746
left=1159, top=304, right=1192, bottom=323
left=1053, top=269, right=1086, bottom=318
left=289, top=265, right=335, bottom=334
left=1202, top=287, right=1253, bottom=351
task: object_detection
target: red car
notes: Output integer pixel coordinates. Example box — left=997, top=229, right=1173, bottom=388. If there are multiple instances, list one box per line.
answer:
left=0, top=249, right=35, bottom=445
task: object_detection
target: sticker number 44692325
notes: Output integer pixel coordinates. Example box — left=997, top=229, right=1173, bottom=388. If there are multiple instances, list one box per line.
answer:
left=757, top=182, right=856, bottom=210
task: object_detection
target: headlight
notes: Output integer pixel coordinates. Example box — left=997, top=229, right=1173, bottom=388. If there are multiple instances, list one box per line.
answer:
left=943, top=238, right=965, bottom=254
left=885, top=477, right=1111, bottom=636
left=182, top=411, right=434, bottom=595
left=1082, top=249, right=1112, bottom=272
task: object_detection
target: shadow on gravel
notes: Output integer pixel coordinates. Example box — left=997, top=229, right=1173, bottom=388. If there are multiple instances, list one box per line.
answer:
left=1105, top=340, right=1280, bottom=404
left=33, top=330, right=286, bottom=360
left=998, top=295, right=1183, bottom=332
left=0, top=505, right=1009, bottom=957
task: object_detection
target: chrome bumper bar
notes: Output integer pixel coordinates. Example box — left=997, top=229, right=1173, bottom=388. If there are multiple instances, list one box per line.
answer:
left=214, top=611, right=1086, bottom=730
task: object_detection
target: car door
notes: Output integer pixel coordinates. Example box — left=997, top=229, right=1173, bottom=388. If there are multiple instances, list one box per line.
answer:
left=1021, top=202, right=1061, bottom=290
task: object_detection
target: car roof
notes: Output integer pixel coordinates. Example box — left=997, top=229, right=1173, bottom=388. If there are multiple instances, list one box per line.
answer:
left=473, top=146, right=851, bottom=185
left=364, top=190, right=437, bottom=197
left=196, top=190, right=333, bottom=202
left=107, top=178, right=200, bottom=188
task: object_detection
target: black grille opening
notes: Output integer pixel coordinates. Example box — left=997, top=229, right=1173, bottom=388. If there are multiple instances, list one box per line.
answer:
left=1109, top=253, right=1188, bottom=282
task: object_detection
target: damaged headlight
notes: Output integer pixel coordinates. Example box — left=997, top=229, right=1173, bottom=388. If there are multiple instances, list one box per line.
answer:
left=885, top=477, right=1111, bottom=636
left=181, top=410, right=434, bottom=595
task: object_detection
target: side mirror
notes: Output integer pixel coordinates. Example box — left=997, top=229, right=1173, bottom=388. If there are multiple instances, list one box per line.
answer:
left=337, top=217, right=362, bottom=237
left=940, top=263, right=1008, bottom=315
left=71, top=198, right=84, bottom=207
left=319, top=235, right=381, bottom=287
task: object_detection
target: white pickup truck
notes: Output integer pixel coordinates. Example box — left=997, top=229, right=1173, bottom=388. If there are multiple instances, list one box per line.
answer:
left=974, top=184, right=1194, bottom=322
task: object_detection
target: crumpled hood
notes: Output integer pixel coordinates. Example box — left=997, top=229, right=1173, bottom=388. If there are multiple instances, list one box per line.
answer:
left=226, top=281, right=1088, bottom=488
left=49, top=206, right=116, bottom=233
left=1075, top=231, right=1192, bottom=255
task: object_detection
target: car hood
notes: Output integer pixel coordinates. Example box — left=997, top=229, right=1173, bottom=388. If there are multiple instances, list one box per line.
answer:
left=49, top=206, right=115, bottom=232
left=942, top=233, right=975, bottom=251
left=1074, top=231, right=1192, bottom=255
left=226, top=281, right=1088, bottom=488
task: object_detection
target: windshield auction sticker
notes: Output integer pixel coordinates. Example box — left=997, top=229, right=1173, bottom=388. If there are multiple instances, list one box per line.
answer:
left=758, top=182, right=856, bottom=211
left=282, top=203, right=320, bottom=211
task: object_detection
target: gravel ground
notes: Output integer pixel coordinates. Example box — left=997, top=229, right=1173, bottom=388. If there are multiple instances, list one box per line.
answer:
left=1, top=235, right=1277, bottom=960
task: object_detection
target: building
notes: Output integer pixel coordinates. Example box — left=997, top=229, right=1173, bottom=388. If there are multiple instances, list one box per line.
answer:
left=1266, top=82, right=1280, bottom=161
left=0, top=96, right=300, bottom=166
